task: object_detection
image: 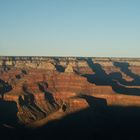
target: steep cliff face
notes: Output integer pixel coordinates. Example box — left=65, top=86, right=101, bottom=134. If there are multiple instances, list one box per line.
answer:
left=3, top=88, right=59, bottom=125
left=0, top=67, right=95, bottom=126
left=0, top=57, right=140, bottom=128
left=93, top=59, right=134, bottom=81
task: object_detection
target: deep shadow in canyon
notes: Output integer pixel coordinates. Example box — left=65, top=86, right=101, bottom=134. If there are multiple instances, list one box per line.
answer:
left=2, top=95, right=140, bottom=140
left=1, top=58, right=140, bottom=140
left=113, top=62, right=140, bottom=86
left=0, top=79, right=12, bottom=99
left=0, top=99, right=18, bottom=129
left=38, top=95, right=140, bottom=139
left=83, top=58, right=140, bottom=96
left=55, top=65, right=65, bottom=72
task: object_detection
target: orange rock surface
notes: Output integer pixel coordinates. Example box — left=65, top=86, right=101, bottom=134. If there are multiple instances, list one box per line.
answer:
left=0, top=56, right=140, bottom=127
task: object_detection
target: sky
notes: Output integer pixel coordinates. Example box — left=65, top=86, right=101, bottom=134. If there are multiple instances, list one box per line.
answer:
left=0, top=0, right=140, bottom=57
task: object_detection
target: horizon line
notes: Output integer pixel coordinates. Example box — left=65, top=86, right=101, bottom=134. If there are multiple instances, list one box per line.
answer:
left=0, top=55, right=140, bottom=59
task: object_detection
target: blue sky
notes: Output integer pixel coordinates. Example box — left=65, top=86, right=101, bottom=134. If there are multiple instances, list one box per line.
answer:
left=0, top=0, right=140, bottom=57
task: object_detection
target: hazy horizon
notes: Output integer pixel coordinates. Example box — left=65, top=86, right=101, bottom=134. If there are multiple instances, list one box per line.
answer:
left=0, top=0, right=140, bottom=57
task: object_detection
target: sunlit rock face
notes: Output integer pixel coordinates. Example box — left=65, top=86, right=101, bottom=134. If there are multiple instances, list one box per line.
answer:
left=65, top=63, right=74, bottom=73
left=0, top=56, right=140, bottom=129
left=37, top=62, right=56, bottom=70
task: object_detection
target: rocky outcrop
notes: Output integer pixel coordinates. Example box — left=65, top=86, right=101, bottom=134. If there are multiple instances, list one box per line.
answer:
left=1, top=56, right=140, bottom=128
left=37, top=62, right=56, bottom=70
left=15, top=61, right=56, bottom=70
left=92, top=93, right=140, bottom=106
left=65, top=64, right=74, bottom=73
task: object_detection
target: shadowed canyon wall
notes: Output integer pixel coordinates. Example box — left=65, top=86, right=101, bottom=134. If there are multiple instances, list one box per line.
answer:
left=0, top=56, right=140, bottom=139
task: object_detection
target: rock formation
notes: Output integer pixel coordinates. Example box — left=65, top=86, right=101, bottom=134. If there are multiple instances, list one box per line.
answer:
left=0, top=56, right=140, bottom=129
left=65, top=63, right=74, bottom=73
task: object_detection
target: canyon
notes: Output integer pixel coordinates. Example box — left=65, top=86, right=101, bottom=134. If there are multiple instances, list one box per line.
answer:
left=0, top=56, right=140, bottom=139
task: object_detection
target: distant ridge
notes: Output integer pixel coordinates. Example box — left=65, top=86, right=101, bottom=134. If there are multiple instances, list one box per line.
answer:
left=0, top=56, right=140, bottom=61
